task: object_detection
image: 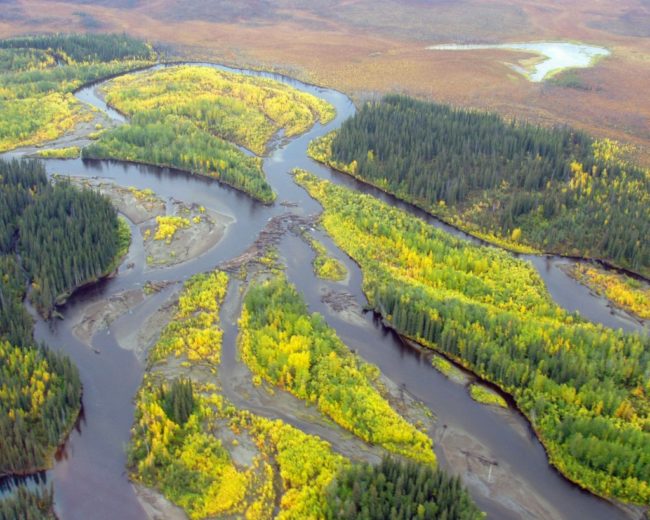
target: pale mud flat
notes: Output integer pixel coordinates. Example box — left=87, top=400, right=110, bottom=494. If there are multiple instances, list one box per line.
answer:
left=142, top=202, right=233, bottom=270
left=71, top=288, right=145, bottom=348
left=320, top=287, right=370, bottom=328
left=438, top=425, right=562, bottom=520
left=71, top=281, right=177, bottom=356
left=110, top=284, right=180, bottom=363
left=427, top=42, right=610, bottom=82
left=65, top=176, right=234, bottom=269
left=133, top=484, right=187, bottom=520
left=65, top=177, right=166, bottom=224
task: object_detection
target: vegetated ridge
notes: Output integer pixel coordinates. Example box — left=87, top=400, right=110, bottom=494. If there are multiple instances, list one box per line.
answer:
left=129, top=262, right=481, bottom=518
left=295, top=169, right=650, bottom=504
left=310, top=95, right=649, bottom=278
left=83, top=65, right=335, bottom=203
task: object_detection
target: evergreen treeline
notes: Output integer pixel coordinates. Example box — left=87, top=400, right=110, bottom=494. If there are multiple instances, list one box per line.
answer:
left=0, top=48, right=53, bottom=73
left=0, top=159, right=48, bottom=252
left=0, top=255, right=32, bottom=347
left=0, top=340, right=81, bottom=476
left=0, top=156, right=125, bottom=478
left=325, top=95, right=650, bottom=276
left=83, top=113, right=275, bottom=203
left=0, top=485, right=55, bottom=520
left=296, top=171, right=650, bottom=504
left=326, top=457, right=483, bottom=520
left=0, top=158, right=124, bottom=314
left=18, top=178, right=123, bottom=313
left=0, top=33, right=153, bottom=63
left=157, top=377, right=195, bottom=426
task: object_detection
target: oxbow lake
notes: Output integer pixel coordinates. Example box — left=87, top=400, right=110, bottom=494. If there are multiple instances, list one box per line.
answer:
left=427, top=41, right=610, bottom=81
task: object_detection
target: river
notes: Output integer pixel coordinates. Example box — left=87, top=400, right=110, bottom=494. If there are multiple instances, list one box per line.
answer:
left=2, top=63, right=645, bottom=520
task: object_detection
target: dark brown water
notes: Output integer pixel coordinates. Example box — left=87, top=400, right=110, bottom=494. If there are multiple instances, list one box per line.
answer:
left=3, top=63, right=645, bottom=519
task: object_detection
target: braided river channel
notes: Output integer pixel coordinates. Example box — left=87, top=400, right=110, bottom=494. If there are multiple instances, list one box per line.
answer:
left=2, top=63, right=647, bottom=520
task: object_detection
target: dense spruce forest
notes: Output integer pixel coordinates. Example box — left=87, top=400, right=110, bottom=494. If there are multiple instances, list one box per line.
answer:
left=296, top=170, right=650, bottom=504
left=0, top=33, right=154, bottom=63
left=0, top=159, right=127, bottom=314
left=0, top=485, right=55, bottom=520
left=326, top=457, right=482, bottom=520
left=317, top=95, right=649, bottom=276
left=0, top=33, right=155, bottom=152
left=0, top=256, right=32, bottom=346
left=0, top=156, right=124, bottom=482
left=19, top=179, right=128, bottom=313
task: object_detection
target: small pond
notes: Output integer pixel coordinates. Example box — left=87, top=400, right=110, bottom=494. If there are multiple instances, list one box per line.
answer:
left=427, top=41, right=610, bottom=81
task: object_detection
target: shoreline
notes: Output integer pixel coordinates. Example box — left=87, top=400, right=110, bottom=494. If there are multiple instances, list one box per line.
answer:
left=307, top=141, right=650, bottom=284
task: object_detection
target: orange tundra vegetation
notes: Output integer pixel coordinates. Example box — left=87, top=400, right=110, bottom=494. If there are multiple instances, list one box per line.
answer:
left=3, top=0, right=650, bottom=164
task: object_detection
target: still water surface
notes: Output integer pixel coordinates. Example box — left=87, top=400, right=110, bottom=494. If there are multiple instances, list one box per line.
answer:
left=427, top=42, right=610, bottom=81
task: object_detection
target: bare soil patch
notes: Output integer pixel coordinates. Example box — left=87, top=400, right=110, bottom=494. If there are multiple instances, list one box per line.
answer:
left=65, top=177, right=166, bottom=224
left=142, top=202, right=233, bottom=269
left=72, top=288, right=145, bottom=347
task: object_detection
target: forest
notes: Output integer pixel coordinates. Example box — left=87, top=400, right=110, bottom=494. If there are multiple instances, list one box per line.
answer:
left=129, top=268, right=480, bottom=519
left=311, top=96, right=650, bottom=277
left=0, top=159, right=127, bottom=315
left=83, top=113, right=274, bottom=203
left=0, top=485, right=55, bottom=520
left=239, top=275, right=435, bottom=464
left=0, top=340, right=81, bottom=476
left=83, top=65, right=335, bottom=203
left=2, top=27, right=643, bottom=519
left=130, top=271, right=348, bottom=519
left=325, top=456, right=482, bottom=520
left=0, top=156, right=125, bottom=484
left=0, top=33, right=156, bottom=152
left=0, top=33, right=154, bottom=63
left=295, top=169, right=650, bottom=504
left=101, top=65, right=334, bottom=155
left=19, top=181, right=128, bottom=313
